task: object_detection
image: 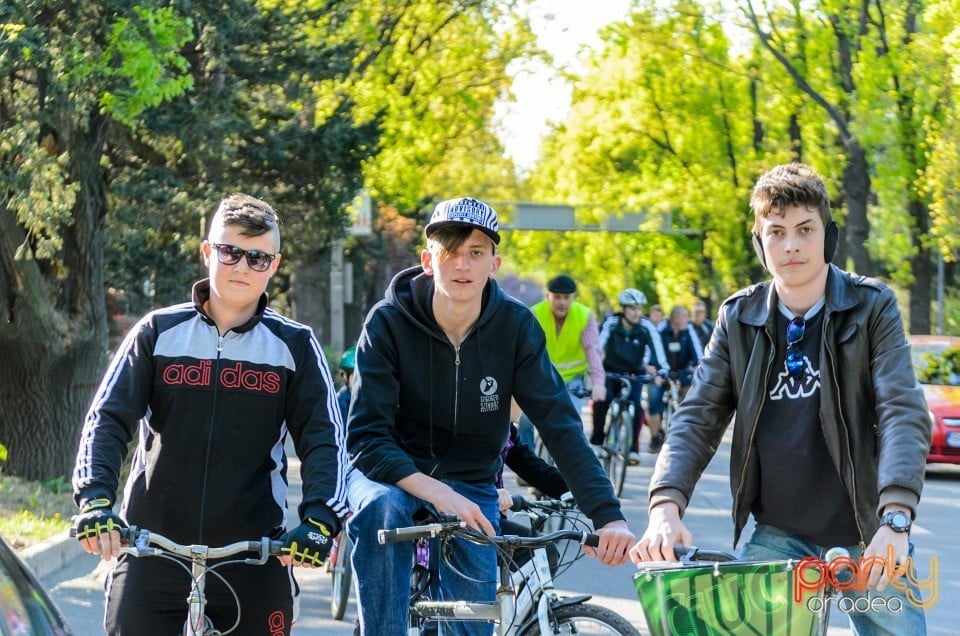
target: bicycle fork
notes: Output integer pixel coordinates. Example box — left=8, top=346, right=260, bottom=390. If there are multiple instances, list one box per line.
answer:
left=186, top=546, right=213, bottom=636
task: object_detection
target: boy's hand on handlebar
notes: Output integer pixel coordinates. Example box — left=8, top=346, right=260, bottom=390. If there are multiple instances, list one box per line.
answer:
left=280, top=518, right=334, bottom=568
left=629, top=502, right=692, bottom=564
left=862, top=524, right=911, bottom=592
left=429, top=486, right=497, bottom=537
left=583, top=520, right=635, bottom=566
left=497, top=488, right=513, bottom=514
left=74, top=498, right=125, bottom=561
left=591, top=384, right=607, bottom=402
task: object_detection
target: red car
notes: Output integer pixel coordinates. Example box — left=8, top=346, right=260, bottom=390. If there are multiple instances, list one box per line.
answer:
left=908, top=335, right=960, bottom=464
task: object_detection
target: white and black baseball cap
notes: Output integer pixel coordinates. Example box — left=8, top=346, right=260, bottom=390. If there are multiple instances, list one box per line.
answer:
left=425, top=197, right=500, bottom=245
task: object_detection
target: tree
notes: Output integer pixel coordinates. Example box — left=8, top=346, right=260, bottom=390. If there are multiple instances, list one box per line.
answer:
left=514, top=1, right=763, bottom=308
left=0, top=3, right=194, bottom=479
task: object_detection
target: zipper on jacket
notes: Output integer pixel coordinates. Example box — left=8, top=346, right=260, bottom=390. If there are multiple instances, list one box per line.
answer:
left=824, top=314, right=867, bottom=548
left=197, top=329, right=225, bottom=542
left=452, top=344, right=461, bottom=434
left=733, top=327, right=774, bottom=542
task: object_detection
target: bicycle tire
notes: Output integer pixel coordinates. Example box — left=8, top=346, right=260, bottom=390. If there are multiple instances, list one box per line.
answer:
left=330, top=530, right=353, bottom=620
left=661, top=391, right=675, bottom=437
left=533, top=430, right=555, bottom=467
left=610, top=411, right=630, bottom=496
left=518, top=603, right=641, bottom=635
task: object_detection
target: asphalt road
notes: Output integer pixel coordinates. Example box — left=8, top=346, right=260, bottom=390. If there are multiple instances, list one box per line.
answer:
left=43, top=417, right=958, bottom=634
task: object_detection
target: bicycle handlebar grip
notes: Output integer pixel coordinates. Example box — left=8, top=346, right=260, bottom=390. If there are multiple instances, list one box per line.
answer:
left=510, top=495, right=529, bottom=512
left=378, top=524, right=443, bottom=545
left=583, top=533, right=600, bottom=548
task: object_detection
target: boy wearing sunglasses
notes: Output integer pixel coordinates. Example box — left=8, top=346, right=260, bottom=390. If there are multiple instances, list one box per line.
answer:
left=630, top=164, right=931, bottom=634
left=72, top=193, right=348, bottom=635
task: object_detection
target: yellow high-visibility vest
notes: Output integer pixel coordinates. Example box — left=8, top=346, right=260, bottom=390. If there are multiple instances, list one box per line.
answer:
left=531, top=301, right=590, bottom=383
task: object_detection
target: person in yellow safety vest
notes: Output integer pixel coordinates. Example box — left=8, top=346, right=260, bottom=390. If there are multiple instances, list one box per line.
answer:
left=516, top=274, right=606, bottom=452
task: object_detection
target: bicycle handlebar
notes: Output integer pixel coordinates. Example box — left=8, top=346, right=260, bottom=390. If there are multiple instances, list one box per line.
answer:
left=673, top=545, right=736, bottom=563
left=378, top=522, right=600, bottom=549
left=71, top=525, right=284, bottom=561
left=508, top=494, right=577, bottom=513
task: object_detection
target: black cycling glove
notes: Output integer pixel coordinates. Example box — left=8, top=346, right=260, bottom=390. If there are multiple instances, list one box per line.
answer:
left=74, top=498, right=125, bottom=541
left=281, top=518, right=334, bottom=566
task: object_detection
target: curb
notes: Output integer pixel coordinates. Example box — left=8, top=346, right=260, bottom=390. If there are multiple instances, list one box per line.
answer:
left=19, top=529, right=85, bottom=581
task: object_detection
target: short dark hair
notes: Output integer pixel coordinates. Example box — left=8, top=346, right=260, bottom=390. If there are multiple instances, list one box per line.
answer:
left=750, top=163, right=831, bottom=233
left=426, top=223, right=496, bottom=262
left=212, top=193, right=280, bottom=239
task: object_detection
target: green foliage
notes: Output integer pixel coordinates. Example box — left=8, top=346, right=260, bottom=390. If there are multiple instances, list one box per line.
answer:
left=916, top=346, right=960, bottom=385
left=0, top=444, right=7, bottom=462
left=96, top=6, right=194, bottom=127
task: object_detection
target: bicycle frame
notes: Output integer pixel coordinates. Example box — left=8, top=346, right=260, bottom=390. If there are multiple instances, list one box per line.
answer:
left=379, top=497, right=627, bottom=636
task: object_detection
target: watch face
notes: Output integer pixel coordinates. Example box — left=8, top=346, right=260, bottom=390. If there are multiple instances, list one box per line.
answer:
left=886, top=511, right=911, bottom=531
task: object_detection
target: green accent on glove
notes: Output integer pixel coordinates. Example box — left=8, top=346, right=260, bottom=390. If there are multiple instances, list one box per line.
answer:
left=281, top=518, right=334, bottom=566
left=80, top=498, right=112, bottom=514
left=74, top=499, right=125, bottom=541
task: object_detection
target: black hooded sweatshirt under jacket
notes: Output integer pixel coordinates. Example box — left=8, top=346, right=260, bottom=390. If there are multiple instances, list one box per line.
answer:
left=347, top=266, right=624, bottom=530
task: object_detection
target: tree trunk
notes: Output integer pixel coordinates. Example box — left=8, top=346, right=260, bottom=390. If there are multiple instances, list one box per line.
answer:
left=0, top=110, right=109, bottom=480
left=908, top=198, right=932, bottom=334
left=842, top=142, right=872, bottom=275
left=291, top=253, right=330, bottom=344
left=0, top=331, right=105, bottom=480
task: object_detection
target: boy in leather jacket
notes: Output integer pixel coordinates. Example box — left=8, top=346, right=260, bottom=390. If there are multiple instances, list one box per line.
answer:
left=630, top=164, right=931, bottom=635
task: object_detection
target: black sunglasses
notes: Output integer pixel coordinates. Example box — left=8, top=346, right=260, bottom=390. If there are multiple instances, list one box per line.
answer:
left=785, top=316, right=806, bottom=378
left=210, top=243, right=277, bottom=272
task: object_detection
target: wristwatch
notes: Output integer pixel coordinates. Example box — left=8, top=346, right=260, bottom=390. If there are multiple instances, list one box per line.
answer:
left=880, top=510, right=912, bottom=534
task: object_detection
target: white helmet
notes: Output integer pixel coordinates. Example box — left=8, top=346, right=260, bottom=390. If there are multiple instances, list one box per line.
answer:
left=618, top=288, right=647, bottom=307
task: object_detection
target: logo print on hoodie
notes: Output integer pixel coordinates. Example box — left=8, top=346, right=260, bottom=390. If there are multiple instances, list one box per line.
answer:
left=480, top=376, right=499, bottom=413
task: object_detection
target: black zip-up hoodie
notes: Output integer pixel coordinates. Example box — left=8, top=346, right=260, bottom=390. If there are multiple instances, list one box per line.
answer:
left=347, top=266, right=624, bottom=530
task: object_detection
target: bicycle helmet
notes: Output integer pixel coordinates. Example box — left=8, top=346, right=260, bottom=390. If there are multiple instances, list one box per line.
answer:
left=338, top=346, right=356, bottom=372
left=618, top=288, right=647, bottom=307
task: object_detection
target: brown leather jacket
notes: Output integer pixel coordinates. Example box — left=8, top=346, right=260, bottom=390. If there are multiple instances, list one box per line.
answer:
left=649, top=265, right=931, bottom=547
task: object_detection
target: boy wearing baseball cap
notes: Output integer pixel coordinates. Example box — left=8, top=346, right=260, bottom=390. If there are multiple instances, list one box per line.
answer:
left=345, top=197, right=635, bottom=635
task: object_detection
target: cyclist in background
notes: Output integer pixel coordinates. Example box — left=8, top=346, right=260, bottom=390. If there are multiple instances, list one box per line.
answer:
left=337, top=345, right=357, bottom=421
left=645, top=305, right=698, bottom=453
left=648, top=304, right=666, bottom=331
left=592, top=289, right=668, bottom=464
left=662, top=305, right=699, bottom=391
left=72, top=194, right=348, bottom=635
left=517, top=274, right=606, bottom=449
left=345, top=197, right=634, bottom=636
left=687, top=299, right=714, bottom=360
left=631, top=163, right=930, bottom=634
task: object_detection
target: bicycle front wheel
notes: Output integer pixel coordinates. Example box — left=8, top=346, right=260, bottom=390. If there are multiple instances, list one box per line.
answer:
left=330, top=530, right=353, bottom=620
left=661, top=392, right=675, bottom=438
left=519, top=603, right=641, bottom=635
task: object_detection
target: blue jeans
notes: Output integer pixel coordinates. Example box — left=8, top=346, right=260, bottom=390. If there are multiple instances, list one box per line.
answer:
left=517, top=375, right=586, bottom=449
left=347, top=469, right=500, bottom=636
left=740, top=524, right=926, bottom=636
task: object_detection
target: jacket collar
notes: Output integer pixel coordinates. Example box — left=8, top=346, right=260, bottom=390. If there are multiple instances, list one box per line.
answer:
left=738, top=265, right=859, bottom=328
left=191, top=278, right=268, bottom=333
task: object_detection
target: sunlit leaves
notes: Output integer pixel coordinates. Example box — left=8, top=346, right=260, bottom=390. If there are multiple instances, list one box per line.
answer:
left=96, top=7, right=194, bottom=127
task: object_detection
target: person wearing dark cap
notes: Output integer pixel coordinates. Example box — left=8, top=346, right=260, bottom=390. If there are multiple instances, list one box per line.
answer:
left=514, top=274, right=605, bottom=454
left=345, top=197, right=635, bottom=636
left=530, top=274, right=606, bottom=405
